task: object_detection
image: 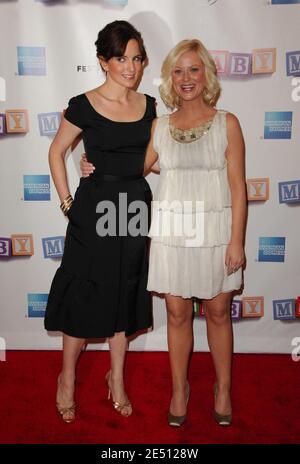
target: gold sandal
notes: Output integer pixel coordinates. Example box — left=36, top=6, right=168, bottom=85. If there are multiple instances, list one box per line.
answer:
left=56, top=374, right=76, bottom=424
left=56, top=402, right=76, bottom=424
left=105, top=370, right=132, bottom=417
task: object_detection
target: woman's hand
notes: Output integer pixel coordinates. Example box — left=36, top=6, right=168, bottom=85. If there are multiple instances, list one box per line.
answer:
left=80, top=154, right=95, bottom=177
left=225, top=241, right=245, bottom=275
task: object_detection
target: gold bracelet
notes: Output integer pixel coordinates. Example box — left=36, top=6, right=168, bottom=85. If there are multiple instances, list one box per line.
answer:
left=60, top=195, right=73, bottom=216
left=61, top=201, right=73, bottom=216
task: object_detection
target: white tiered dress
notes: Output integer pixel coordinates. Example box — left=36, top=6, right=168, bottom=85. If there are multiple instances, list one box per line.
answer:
left=147, top=110, right=242, bottom=299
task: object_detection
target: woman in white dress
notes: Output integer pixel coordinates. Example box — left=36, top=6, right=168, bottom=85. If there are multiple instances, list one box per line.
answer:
left=144, top=39, right=246, bottom=427
left=80, top=39, right=247, bottom=427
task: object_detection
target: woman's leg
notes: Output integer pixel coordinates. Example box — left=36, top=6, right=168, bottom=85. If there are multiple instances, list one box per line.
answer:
left=108, top=331, right=132, bottom=416
left=203, top=292, right=233, bottom=415
left=165, top=294, right=193, bottom=416
left=56, top=333, right=85, bottom=420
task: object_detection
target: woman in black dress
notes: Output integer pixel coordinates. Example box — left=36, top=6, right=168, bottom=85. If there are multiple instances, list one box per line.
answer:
left=44, top=21, right=156, bottom=423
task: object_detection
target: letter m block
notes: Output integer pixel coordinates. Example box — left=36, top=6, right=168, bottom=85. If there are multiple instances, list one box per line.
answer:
left=278, top=180, right=300, bottom=204
left=273, top=299, right=295, bottom=320
left=286, top=51, right=300, bottom=77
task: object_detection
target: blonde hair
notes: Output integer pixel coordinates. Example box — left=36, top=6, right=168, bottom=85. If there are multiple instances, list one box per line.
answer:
left=159, top=39, right=221, bottom=110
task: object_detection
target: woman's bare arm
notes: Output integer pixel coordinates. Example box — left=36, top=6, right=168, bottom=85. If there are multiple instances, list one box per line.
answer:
left=143, top=119, right=159, bottom=176
left=225, top=112, right=247, bottom=273
left=49, top=117, right=82, bottom=203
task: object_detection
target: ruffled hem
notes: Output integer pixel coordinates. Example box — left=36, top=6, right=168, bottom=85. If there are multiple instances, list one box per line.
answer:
left=45, top=266, right=152, bottom=338
left=147, top=241, right=242, bottom=299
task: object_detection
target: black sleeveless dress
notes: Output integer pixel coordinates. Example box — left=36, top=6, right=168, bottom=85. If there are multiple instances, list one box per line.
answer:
left=44, top=93, right=156, bottom=338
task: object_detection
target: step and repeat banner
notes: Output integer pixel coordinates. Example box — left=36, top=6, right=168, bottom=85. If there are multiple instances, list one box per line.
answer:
left=0, top=0, right=299, bottom=354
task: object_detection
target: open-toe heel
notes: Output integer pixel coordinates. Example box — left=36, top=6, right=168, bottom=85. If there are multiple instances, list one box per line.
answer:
left=105, top=370, right=132, bottom=417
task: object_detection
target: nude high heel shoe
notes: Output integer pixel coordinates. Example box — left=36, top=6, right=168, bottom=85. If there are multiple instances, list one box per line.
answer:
left=105, top=370, right=132, bottom=417
left=56, top=374, right=76, bottom=424
left=168, top=382, right=190, bottom=427
left=214, top=383, right=232, bottom=426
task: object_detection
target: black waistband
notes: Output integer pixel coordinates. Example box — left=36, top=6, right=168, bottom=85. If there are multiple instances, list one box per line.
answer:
left=92, top=173, right=143, bottom=182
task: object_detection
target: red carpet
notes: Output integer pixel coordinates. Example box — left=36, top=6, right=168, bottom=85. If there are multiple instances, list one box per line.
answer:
left=0, top=351, right=299, bottom=444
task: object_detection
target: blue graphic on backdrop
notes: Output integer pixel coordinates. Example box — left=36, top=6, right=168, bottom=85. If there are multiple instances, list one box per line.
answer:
left=23, top=175, right=50, bottom=201
left=258, top=237, right=286, bottom=262
left=264, top=112, right=292, bottom=139
left=17, top=47, right=46, bottom=76
left=103, top=0, right=128, bottom=5
left=28, top=293, right=48, bottom=317
left=42, top=236, right=64, bottom=259
left=279, top=180, right=300, bottom=203
left=271, top=0, right=300, bottom=4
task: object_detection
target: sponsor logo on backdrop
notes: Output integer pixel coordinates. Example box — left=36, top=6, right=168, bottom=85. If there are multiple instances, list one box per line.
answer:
left=273, top=299, right=295, bottom=320
left=286, top=51, right=300, bottom=76
left=5, top=109, right=29, bottom=133
left=17, top=46, right=46, bottom=76
left=0, top=76, right=5, bottom=101
left=0, top=114, right=6, bottom=135
left=11, top=234, right=34, bottom=256
left=291, top=77, right=300, bottom=101
left=77, top=51, right=103, bottom=75
left=271, top=0, right=300, bottom=4
left=23, top=175, right=50, bottom=201
left=42, top=236, right=64, bottom=259
left=264, top=111, right=292, bottom=139
left=242, top=297, right=264, bottom=318
left=247, top=178, right=269, bottom=201
left=77, top=65, right=99, bottom=73
left=258, top=237, right=286, bottom=262
left=38, top=112, right=61, bottom=136
left=210, top=48, right=276, bottom=77
left=28, top=293, right=48, bottom=318
left=279, top=180, right=300, bottom=203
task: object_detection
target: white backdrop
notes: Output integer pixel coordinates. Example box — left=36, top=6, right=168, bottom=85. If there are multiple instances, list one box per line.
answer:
left=0, top=0, right=300, bottom=353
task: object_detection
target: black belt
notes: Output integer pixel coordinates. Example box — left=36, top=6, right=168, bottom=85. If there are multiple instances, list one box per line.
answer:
left=92, top=173, right=143, bottom=182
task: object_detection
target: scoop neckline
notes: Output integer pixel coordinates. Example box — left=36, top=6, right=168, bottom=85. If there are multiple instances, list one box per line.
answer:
left=168, top=110, right=218, bottom=132
left=168, top=110, right=219, bottom=143
left=83, top=92, right=148, bottom=124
